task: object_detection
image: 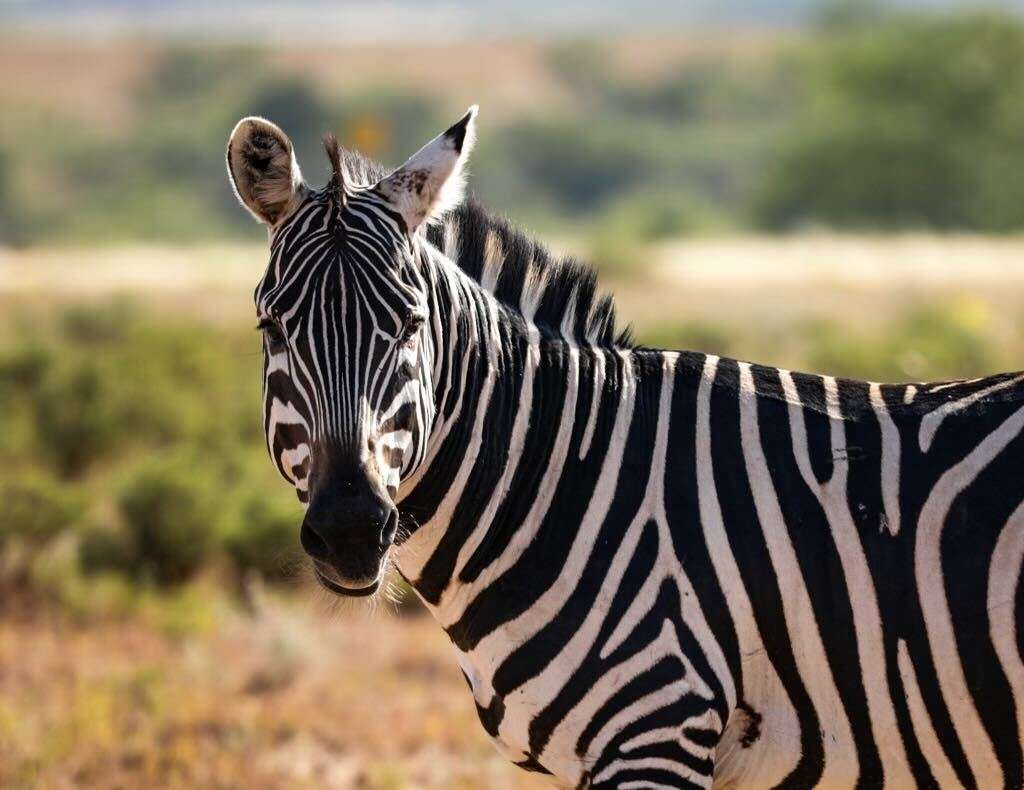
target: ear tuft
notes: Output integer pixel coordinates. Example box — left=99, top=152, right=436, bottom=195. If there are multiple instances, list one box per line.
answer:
left=376, top=105, right=478, bottom=234
left=227, top=117, right=304, bottom=227
left=444, top=105, right=478, bottom=154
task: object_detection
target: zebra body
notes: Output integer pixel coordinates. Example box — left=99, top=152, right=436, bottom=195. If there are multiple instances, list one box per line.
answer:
left=226, top=108, right=1024, bottom=787
left=394, top=293, right=1024, bottom=788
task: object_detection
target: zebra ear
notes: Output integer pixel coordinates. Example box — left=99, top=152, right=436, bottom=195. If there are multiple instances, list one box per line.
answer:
left=227, top=116, right=305, bottom=227
left=376, top=106, right=477, bottom=233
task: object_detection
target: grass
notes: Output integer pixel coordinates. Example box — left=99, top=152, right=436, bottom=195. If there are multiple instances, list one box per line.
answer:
left=0, top=586, right=547, bottom=790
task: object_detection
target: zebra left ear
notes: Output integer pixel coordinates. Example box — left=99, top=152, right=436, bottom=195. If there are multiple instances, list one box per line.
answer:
left=376, top=106, right=477, bottom=233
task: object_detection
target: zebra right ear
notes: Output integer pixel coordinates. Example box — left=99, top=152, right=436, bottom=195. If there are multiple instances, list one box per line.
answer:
left=227, top=117, right=305, bottom=227
left=376, top=106, right=477, bottom=234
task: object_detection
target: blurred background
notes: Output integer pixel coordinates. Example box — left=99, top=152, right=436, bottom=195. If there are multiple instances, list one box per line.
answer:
left=4, top=0, right=1024, bottom=786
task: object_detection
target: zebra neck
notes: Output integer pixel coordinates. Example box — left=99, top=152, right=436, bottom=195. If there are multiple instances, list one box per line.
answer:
left=393, top=294, right=654, bottom=619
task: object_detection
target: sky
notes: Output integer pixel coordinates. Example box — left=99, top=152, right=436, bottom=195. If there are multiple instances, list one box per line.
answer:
left=4, top=0, right=1023, bottom=42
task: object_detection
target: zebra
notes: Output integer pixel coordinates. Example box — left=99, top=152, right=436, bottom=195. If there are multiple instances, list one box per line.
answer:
left=226, top=106, right=1024, bottom=788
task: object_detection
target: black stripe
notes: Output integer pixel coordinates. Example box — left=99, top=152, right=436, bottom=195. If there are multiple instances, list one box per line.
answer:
left=751, top=364, right=883, bottom=787
left=709, top=358, right=825, bottom=788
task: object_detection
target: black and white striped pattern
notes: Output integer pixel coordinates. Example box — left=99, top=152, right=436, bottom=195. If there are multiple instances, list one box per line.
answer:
left=239, top=120, right=1024, bottom=788
left=256, top=183, right=434, bottom=506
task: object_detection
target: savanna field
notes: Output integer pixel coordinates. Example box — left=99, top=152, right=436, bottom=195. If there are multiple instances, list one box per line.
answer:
left=6, top=7, right=1024, bottom=787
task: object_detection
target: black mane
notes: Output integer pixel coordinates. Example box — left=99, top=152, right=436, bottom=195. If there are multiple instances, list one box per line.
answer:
left=335, top=147, right=633, bottom=349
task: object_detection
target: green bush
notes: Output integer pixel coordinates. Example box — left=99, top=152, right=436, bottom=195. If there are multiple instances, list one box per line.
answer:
left=756, top=12, right=1024, bottom=231
left=0, top=304, right=290, bottom=601
left=77, top=521, right=138, bottom=578
left=33, top=361, right=121, bottom=477
left=494, top=119, right=654, bottom=214
left=804, top=303, right=996, bottom=381
left=223, top=489, right=301, bottom=581
left=599, top=191, right=726, bottom=244
left=0, top=345, right=53, bottom=457
left=0, top=472, right=83, bottom=549
left=0, top=344, right=51, bottom=392
left=117, top=457, right=219, bottom=586
left=57, top=301, right=137, bottom=346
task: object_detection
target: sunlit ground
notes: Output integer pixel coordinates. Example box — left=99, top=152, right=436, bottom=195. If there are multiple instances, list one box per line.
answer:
left=0, top=581, right=548, bottom=789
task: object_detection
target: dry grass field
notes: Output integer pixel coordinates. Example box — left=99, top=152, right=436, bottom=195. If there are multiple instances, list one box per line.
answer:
left=0, top=583, right=548, bottom=790
left=6, top=234, right=1024, bottom=352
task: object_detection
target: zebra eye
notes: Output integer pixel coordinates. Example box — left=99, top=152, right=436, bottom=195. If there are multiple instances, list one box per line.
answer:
left=258, top=318, right=288, bottom=354
left=399, top=312, right=425, bottom=344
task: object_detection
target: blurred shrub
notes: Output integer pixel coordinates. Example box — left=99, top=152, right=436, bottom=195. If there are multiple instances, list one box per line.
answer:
left=600, top=191, right=726, bottom=244
left=0, top=343, right=51, bottom=392
left=77, top=522, right=138, bottom=578
left=494, top=119, right=654, bottom=214
left=757, top=12, right=1024, bottom=231
left=26, top=531, right=85, bottom=607
left=0, top=344, right=52, bottom=457
left=137, top=584, right=219, bottom=639
left=0, top=304, right=305, bottom=608
left=34, top=360, right=121, bottom=477
left=805, top=301, right=996, bottom=381
left=586, top=232, right=644, bottom=279
left=815, top=0, right=889, bottom=32
left=0, top=149, right=33, bottom=247
left=639, top=321, right=740, bottom=357
left=0, top=302, right=291, bottom=596
left=633, top=298, right=1003, bottom=382
left=0, top=472, right=83, bottom=549
left=223, top=489, right=300, bottom=581
left=117, top=456, right=219, bottom=586
left=58, top=301, right=137, bottom=346
left=5, top=11, right=1024, bottom=244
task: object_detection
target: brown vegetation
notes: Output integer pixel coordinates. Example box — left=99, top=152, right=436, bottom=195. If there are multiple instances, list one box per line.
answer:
left=0, top=587, right=547, bottom=789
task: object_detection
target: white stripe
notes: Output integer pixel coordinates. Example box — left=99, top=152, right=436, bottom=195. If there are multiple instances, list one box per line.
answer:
left=896, top=639, right=961, bottom=786
left=446, top=339, right=580, bottom=607
left=394, top=301, right=502, bottom=581
left=915, top=403, right=1024, bottom=782
left=579, top=348, right=607, bottom=459
left=695, top=355, right=800, bottom=789
left=601, top=355, right=735, bottom=714
left=780, top=371, right=913, bottom=785
left=737, top=361, right=856, bottom=785
left=919, top=374, right=1024, bottom=452
left=441, top=333, right=539, bottom=601
left=988, top=499, right=1024, bottom=758
left=870, top=383, right=902, bottom=536
left=549, top=620, right=711, bottom=783
left=480, top=229, right=504, bottom=291
left=472, top=351, right=635, bottom=777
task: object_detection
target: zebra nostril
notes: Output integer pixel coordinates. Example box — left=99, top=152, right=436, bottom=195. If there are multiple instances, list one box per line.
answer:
left=379, top=509, right=399, bottom=550
left=300, top=521, right=331, bottom=560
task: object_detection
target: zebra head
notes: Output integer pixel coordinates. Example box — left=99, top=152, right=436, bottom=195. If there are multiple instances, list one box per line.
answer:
left=226, top=107, right=477, bottom=596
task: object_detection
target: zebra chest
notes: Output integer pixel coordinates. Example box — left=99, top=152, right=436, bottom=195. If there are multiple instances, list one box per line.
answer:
left=453, top=646, right=581, bottom=786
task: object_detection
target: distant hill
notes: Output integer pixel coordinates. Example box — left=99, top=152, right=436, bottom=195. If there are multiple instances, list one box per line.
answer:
left=4, top=0, right=1023, bottom=41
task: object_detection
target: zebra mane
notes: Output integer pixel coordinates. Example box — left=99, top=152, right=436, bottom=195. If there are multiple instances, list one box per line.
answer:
left=333, top=147, right=634, bottom=349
